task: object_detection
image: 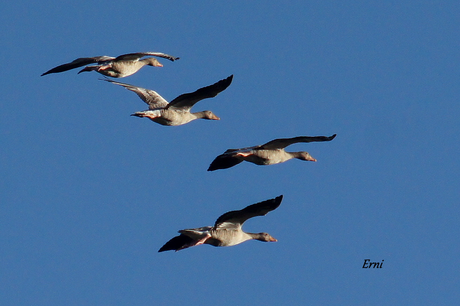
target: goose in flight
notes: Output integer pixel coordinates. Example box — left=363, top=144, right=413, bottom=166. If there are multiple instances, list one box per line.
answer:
left=102, top=75, right=233, bottom=126
left=208, top=134, right=336, bottom=171
left=159, top=195, right=283, bottom=252
left=41, top=52, right=179, bottom=78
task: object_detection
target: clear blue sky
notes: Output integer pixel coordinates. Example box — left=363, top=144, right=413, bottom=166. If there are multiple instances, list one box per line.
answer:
left=1, top=1, right=459, bottom=305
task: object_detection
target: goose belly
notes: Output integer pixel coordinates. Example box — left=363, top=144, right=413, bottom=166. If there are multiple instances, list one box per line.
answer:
left=111, top=61, right=143, bottom=77
left=153, top=110, right=195, bottom=126
left=246, top=150, right=291, bottom=165
left=210, top=229, right=252, bottom=246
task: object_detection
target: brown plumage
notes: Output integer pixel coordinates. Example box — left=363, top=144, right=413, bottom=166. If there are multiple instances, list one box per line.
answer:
left=41, top=52, right=179, bottom=78
left=102, top=75, right=233, bottom=126
left=208, top=134, right=337, bottom=171
left=159, top=195, right=283, bottom=252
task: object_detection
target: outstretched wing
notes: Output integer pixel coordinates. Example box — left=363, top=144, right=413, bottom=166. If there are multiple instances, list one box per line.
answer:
left=115, top=52, right=180, bottom=62
left=260, top=134, right=337, bottom=150
left=101, top=78, right=169, bottom=109
left=214, top=195, right=283, bottom=229
left=167, top=75, right=233, bottom=111
left=41, top=56, right=115, bottom=76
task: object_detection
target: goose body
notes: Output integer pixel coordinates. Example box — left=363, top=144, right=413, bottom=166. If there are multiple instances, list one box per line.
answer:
left=159, top=195, right=283, bottom=252
left=103, top=75, right=233, bottom=126
left=41, top=52, right=179, bottom=78
left=208, top=134, right=337, bottom=171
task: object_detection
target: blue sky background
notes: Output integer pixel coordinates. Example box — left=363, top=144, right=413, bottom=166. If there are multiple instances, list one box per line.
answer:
left=1, top=1, right=459, bottom=305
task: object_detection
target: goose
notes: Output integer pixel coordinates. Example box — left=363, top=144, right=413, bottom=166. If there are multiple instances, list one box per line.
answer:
left=41, top=52, right=179, bottom=78
left=102, top=75, right=233, bottom=126
left=208, top=134, right=336, bottom=171
left=159, top=195, right=282, bottom=252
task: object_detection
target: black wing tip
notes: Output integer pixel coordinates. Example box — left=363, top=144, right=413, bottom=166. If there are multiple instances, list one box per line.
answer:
left=207, top=161, right=217, bottom=171
left=158, top=234, right=192, bottom=252
left=272, top=195, right=283, bottom=207
left=158, top=246, right=173, bottom=252
left=207, top=155, right=241, bottom=171
left=330, top=134, right=337, bottom=140
left=207, top=157, right=222, bottom=172
left=251, top=195, right=284, bottom=210
left=263, top=195, right=283, bottom=210
left=217, top=75, right=233, bottom=86
left=41, top=69, right=57, bottom=76
left=158, top=240, right=180, bottom=252
left=207, top=163, right=224, bottom=171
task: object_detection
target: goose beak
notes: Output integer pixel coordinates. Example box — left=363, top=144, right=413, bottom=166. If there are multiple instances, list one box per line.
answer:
left=269, top=237, right=277, bottom=242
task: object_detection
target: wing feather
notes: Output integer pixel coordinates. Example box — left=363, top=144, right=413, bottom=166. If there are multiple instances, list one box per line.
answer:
left=214, top=195, right=283, bottom=229
left=167, top=75, right=233, bottom=111
left=158, top=234, right=194, bottom=252
left=115, top=52, right=180, bottom=62
left=101, top=79, right=169, bottom=109
left=260, top=134, right=337, bottom=150
left=41, top=56, right=115, bottom=76
left=207, top=154, right=243, bottom=171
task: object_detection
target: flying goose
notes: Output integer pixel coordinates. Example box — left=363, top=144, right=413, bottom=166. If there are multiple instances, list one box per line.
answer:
left=207, top=134, right=336, bottom=171
left=41, top=52, right=179, bottom=78
left=102, top=75, right=233, bottom=126
left=159, top=195, right=282, bottom=252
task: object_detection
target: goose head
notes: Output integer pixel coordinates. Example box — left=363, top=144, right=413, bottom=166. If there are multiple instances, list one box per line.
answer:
left=145, top=57, right=163, bottom=67
left=196, top=110, right=220, bottom=120
left=251, top=232, right=277, bottom=242
left=293, top=151, right=317, bottom=162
